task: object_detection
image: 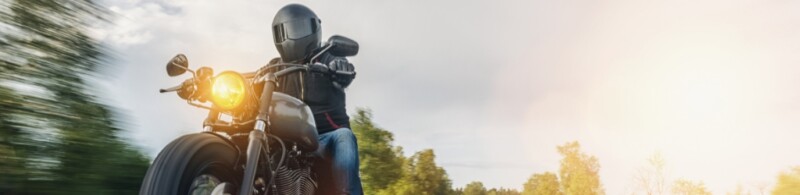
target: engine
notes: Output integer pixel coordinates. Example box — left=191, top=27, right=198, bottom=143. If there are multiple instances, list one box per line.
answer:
left=268, top=141, right=316, bottom=195
left=273, top=162, right=316, bottom=194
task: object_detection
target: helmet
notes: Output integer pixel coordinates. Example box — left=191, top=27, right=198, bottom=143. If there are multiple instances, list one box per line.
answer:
left=272, top=4, right=322, bottom=63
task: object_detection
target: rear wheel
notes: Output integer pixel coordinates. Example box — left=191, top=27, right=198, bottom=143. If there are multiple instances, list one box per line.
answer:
left=140, top=133, right=241, bottom=195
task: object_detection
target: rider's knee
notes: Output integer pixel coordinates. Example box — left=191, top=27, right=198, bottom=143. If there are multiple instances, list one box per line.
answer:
left=331, top=128, right=357, bottom=144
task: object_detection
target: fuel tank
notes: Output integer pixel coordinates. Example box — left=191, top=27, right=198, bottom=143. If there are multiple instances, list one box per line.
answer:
left=268, top=92, right=319, bottom=152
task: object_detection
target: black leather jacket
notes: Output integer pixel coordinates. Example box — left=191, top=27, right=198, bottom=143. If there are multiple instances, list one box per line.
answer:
left=265, top=53, right=355, bottom=134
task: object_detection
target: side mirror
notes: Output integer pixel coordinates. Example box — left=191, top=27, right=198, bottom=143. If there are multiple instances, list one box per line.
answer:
left=166, top=54, right=190, bottom=77
left=328, top=35, right=359, bottom=57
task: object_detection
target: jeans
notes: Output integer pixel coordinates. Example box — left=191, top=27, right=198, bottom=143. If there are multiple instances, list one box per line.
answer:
left=315, top=128, right=363, bottom=195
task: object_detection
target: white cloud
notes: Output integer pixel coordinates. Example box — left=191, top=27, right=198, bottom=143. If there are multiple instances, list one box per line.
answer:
left=97, top=0, right=800, bottom=194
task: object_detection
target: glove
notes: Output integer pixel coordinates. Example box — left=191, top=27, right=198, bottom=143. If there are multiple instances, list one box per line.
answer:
left=326, top=57, right=356, bottom=89
left=328, top=57, right=354, bottom=73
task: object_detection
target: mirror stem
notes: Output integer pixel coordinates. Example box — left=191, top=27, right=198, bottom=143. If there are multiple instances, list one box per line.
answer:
left=309, top=43, right=334, bottom=63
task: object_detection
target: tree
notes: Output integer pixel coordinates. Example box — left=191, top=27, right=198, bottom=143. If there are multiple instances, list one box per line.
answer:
left=773, top=167, right=800, bottom=195
left=0, top=86, right=35, bottom=193
left=382, top=149, right=454, bottom=195
left=0, top=0, right=150, bottom=194
left=523, top=172, right=561, bottom=195
left=351, top=108, right=405, bottom=193
left=488, top=187, right=521, bottom=195
left=633, top=152, right=667, bottom=195
left=726, top=184, right=750, bottom=195
left=557, top=141, right=604, bottom=195
left=463, top=181, right=488, bottom=195
left=671, top=179, right=712, bottom=195
left=351, top=108, right=454, bottom=195
left=751, top=182, right=768, bottom=195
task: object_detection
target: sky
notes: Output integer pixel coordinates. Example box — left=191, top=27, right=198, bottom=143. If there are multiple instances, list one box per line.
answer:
left=94, top=0, right=800, bottom=194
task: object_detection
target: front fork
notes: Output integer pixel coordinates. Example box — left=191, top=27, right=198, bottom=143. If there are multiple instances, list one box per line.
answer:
left=239, top=124, right=266, bottom=194
left=239, top=73, right=277, bottom=195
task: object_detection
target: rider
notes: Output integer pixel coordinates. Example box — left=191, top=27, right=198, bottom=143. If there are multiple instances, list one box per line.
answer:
left=268, top=4, right=362, bottom=195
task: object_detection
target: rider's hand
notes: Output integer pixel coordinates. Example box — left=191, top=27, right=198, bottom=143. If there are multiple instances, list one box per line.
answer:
left=327, top=57, right=354, bottom=74
left=326, top=57, right=355, bottom=89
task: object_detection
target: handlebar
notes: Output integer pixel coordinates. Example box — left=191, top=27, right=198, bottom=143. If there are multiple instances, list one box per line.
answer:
left=159, top=85, right=182, bottom=93
left=159, top=62, right=329, bottom=103
left=159, top=77, right=196, bottom=94
left=254, top=62, right=329, bottom=82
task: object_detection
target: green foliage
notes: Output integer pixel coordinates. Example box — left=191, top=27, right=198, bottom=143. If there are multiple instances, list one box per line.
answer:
left=463, top=181, right=487, bottom=195
left=351, top=108, right=405, bottom=193
left=0, top=0, right=150, bottom=194
left=0, top=85, right=33, bottom=192
left=557, top=141, right=604, bottom=195
left=487, top=187, right=521, bottom=195
left=456, top=182, right=520, bottom=195
left=773, top=167, right=800, bottom=195
left=351, top=116, right=606, bottom=195
left=671, top=179, right=712, bottom=195
left=523, top=172, right=561, bottom=195
left=381, top=149, right=454, bottom=195
left=352, top=108, right=453, bottom=195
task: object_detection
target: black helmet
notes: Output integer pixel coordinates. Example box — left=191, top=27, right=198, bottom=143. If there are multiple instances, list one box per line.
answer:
left=272, top=4, right=322, bottom=63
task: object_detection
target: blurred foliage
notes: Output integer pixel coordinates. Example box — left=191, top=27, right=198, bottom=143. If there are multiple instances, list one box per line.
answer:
left=0, top=0, right=149, bottom=194
left=351, top=108, right=453, bottom=195
left=773, top=167, right=800, bottom=195
left=4, top=0, right=797, bottom=194
left=671, top=179, right=712, bottom=195
left=523, top=172, right=560, bottom=195
left=557, top=141, right=604, bottom=195
left=350, top=108, right=404, bottom=193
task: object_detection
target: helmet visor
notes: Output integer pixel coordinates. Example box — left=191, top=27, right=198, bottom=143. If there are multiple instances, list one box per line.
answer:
left=274, top=18, right=319, bottom=42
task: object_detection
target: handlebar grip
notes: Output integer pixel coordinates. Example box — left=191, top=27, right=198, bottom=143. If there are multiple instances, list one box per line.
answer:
left=159, top=85, right=182, bottom=93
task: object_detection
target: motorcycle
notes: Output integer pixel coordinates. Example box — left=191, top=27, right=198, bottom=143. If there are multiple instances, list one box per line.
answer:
left=139, top=35, right=359, bottom=195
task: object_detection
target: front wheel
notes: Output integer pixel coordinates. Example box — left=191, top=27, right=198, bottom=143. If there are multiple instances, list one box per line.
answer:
left=140, top=133, right=241, bottom=195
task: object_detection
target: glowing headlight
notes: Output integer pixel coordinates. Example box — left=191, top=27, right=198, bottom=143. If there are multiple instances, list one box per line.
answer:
left=211, top=71, right=246, bottom=110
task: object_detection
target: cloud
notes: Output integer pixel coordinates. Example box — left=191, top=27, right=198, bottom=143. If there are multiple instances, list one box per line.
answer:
left=97, top=0, right=800, bottom=194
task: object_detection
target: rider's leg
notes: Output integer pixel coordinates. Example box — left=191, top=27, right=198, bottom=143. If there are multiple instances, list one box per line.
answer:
left=317, top=128, right=363, bottom=195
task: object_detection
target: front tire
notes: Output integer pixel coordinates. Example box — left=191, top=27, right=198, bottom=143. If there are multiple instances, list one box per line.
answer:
left=140, top=133, right=241, bottom=195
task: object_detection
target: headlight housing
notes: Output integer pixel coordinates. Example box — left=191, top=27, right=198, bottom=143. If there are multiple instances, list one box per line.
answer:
left=211, top=71, right=246, bottom=110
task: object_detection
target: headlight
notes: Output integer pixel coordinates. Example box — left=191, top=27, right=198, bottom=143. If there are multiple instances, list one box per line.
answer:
left=211, top=71, right=246, bottom=110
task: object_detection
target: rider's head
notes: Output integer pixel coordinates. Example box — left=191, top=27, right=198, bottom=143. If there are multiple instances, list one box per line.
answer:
left=272, top=4, right=322, bottom=63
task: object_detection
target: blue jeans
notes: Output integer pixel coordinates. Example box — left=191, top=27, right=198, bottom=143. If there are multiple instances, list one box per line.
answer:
left=315, top=128, right=363, bottom=195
